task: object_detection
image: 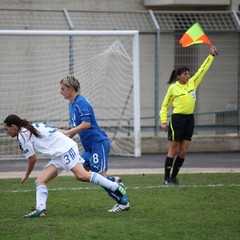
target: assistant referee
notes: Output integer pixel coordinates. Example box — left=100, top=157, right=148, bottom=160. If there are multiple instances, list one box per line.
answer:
left=159, top=45, right=218, bottom=185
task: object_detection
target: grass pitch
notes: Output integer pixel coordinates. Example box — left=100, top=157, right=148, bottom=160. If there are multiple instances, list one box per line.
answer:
left=0, top=173, right=239, bottom=240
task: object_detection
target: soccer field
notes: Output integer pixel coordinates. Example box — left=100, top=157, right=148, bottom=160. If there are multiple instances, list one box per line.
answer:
left=0, top=173, right=239, bottom=240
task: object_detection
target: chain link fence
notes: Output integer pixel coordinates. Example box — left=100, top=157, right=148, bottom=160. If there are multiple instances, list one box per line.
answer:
left=0, top=9, right=239, bottom=137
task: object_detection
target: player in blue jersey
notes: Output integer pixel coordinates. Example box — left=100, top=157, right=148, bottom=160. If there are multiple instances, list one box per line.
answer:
left=3, top=114, right=128, bottom=218
left=58, top=74, right=130, bottom=212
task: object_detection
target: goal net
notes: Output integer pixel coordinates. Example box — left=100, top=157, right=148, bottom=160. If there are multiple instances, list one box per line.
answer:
left=0, top=30, right=140, bottom=159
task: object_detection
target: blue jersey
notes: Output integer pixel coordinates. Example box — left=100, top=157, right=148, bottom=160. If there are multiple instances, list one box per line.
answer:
left=69, top=95, right=108, bottom=151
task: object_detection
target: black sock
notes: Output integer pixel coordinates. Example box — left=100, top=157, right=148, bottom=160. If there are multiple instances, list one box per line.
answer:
left=171, top=156, right=185, bottom=179
left=164, top=156, right=174, bottom=180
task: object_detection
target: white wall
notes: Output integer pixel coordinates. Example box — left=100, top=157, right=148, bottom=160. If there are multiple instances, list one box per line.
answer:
left=0, top=0, right=146, bottom=11
left=1, top=0, right=238, bottom=11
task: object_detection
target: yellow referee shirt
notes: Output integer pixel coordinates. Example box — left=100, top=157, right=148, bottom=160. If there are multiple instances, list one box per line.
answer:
left=160, top=55, right=215, bottom=123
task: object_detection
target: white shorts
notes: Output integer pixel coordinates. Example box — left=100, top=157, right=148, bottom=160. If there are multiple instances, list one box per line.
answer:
left=44, top=144, right=85, bottom=175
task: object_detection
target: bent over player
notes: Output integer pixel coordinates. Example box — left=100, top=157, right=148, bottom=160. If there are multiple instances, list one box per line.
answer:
left=3, top=114, right=129, bottom=218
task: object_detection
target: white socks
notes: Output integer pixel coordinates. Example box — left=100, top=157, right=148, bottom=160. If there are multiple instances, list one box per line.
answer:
left=90, top=172, right=118, bottom=192
left=35, top=174, right=119, bottom=211
left=36, top=185, right=48, bottom=210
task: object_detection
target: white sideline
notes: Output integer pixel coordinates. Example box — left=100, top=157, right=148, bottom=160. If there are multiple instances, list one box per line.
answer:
left=2, top=183, right=240, bottom=194
left=0, top=168, right=240, bottom=179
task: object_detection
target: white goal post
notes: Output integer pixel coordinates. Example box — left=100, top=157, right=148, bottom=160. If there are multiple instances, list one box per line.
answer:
left=0, top=30, right=141, bottom=158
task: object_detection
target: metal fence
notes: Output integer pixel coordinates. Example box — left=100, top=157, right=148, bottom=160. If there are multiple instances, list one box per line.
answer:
left=0, top=9, right=239, bottom=136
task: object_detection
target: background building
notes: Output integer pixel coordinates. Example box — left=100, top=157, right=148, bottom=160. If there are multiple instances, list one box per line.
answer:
left=0, top=0, right=239, bottom=157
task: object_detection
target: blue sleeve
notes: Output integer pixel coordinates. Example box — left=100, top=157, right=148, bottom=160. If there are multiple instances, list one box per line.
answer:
left=75, top=98, right=92, bottom=123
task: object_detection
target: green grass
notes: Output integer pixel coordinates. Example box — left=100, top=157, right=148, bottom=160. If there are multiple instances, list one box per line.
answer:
left=0, top=173, right=240, bottom=240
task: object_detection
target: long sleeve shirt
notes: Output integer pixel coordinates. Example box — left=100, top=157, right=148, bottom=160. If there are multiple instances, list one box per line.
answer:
left=160, top=55, right=215, bottom=123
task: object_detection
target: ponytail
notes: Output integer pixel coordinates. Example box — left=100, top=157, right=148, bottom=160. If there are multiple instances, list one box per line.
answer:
left=167, top=66, right=190, bottom=84
left=167, top=70, right=177, bottom=84
left=4, top=114, right=41, bottom=138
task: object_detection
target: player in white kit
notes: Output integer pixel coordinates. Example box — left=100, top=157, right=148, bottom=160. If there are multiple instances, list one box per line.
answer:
left=3, top=114, right=129, bottom=218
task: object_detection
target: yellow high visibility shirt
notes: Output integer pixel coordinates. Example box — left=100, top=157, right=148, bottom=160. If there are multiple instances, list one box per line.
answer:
left=160, top=55, right=215, bottom=123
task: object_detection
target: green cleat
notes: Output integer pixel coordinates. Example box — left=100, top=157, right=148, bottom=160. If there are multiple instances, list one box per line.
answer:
left=23, top=209, right=46, bottom=218
left=116, top=183, right=129, bottom=206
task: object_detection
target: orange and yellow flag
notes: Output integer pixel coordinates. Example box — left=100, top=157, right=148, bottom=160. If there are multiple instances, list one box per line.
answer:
left=179, top=23, right=212, bottom=47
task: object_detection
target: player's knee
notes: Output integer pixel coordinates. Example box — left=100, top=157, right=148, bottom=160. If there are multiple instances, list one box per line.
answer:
left=36, top=175, right=48, bottom=186
left=178, top=153, right=186, bottom=159
left=75, top=174, right=89, bottom=182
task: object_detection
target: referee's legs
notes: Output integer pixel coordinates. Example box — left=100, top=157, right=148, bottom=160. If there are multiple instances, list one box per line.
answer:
left=171, top=156, right=185, bottom=179
left=164, top=156, right=174, bottom=180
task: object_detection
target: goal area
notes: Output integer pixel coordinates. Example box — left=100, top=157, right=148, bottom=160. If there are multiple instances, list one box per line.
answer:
left=0, top=30, right=140, bottom=159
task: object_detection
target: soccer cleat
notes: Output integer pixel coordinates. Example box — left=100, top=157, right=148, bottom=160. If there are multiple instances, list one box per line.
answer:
left=116, top=183, right=126, bottom=195
left=116, top=183, right=129, bottom=206
left=171, top=177, right=180, bottom=185
left=162, top=178, right=171, bottom=185
left=23, top=209, right=46, bottom=218
left=113, top=183, right=129, bottom=206
left=119, top=192, right=129, bottom=206
left=108, top=202, right=130, bottom=213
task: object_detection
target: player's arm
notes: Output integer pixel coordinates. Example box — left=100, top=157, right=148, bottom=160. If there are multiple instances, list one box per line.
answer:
left=68, top=121, right=91, bottom=135
left=57, top=128, right=76, bottom=138
left=59, top=121, right=91, bottom=138
left=160, top=87, right=173, bottom=132
left=21, top=154, right=37, bottom=184
left=192, top=45, right=217, bottom=88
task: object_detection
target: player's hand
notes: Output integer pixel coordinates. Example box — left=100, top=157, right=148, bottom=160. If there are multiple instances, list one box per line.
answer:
left=57, top=128, right=68, bottom=135
left=210, top=45, right=218, bottom=56
left=161, top=123, right=168, bottom=132
left=21, top=173, right=28, bottom=184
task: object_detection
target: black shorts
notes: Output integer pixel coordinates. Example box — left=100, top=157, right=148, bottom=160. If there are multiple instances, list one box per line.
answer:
left=168, top=114, right=194, bottom=141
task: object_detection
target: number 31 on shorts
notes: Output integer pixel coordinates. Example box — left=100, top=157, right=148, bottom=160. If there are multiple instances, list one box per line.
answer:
left=63, top=148, right=76, bottom=164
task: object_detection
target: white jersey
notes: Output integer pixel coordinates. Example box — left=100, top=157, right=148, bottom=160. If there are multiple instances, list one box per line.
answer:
left=18, top=123, right=76, bottom=159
